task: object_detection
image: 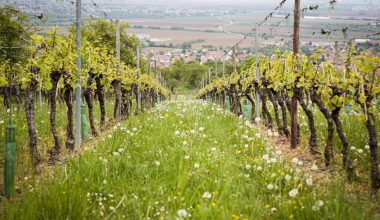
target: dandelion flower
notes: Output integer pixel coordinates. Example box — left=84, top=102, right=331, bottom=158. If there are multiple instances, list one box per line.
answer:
left=199, top=127, right=205, bottom=131
left=194, top=163, right=200, bottom=168
left=155, top=160, right=161, bottom=166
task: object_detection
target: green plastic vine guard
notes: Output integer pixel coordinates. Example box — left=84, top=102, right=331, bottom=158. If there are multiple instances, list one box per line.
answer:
left=207, top=95, right=212, bottom=104
left=225, top=96, right=231, bottom=110
left=377, top=99, right=380, bottom=112
left=242, top=99, right=252, bottom=120
left=4, top=125, right=16, bottom=198
left=157, top=94, right=161, bottom=103
left=344, top=103, right=352, bottom=114
left=81, top=104, right=89, bottom=141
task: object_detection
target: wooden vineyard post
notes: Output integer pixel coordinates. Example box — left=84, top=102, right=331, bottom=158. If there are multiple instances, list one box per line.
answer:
left=291, top=0, right=300, bottom=149
left=75, top=0, right=82, bottom=149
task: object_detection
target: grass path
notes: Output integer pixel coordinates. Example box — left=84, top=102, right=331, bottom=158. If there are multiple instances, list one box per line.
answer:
left=3, top=100, right=378, bottom=219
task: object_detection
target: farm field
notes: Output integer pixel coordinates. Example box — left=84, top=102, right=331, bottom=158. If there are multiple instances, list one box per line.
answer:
left=126, top=11, right=380, bottom=49
left=3, top=100, right=379, bottom=219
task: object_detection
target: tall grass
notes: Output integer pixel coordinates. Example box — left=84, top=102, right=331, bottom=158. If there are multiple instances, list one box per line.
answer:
left=3, top=101, right=378, bottom=219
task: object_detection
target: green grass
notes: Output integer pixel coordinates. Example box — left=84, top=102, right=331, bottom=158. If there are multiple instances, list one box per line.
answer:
left=0, top=97, right=115, bottom=176
left=3, top=100, right=378, bottom=219
left=261, top=99, right=380, bottom=183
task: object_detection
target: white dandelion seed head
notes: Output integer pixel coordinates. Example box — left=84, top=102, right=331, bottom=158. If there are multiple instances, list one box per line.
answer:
left=292, top=157, right=299, bottom=164
left=306, top=177, right=313, bottom=186
left=288, top=188, right=298, bottom=197
left=297, top=160, right=304, bottom=166
left=177, top=209, right=188, bottom=218
left=311, top=164, right=318, bottom=171
left=285, top=174, right=291, bottom=181
left=202, top=191, right=212, bottom=199
left=267, top=183, right=274, bottom=190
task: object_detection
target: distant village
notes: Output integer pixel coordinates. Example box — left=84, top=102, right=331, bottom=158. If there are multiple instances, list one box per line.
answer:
left=142, top=38, right=379, bottom=69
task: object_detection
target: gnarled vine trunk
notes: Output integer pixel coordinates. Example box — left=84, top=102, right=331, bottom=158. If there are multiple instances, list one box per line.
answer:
left=357, top=87, right=379, bottom=194
left=95, top=74, right=106, bottom=131
left=284, top=92, right=301, bottom=144
left=311, top=90, right=334, bottom=166
left=63, top=77, right=75, bottom=151
left=48, top=70, right=62, bottom=162
left=278, top=91, right=290, bottom=137
left=295, top=88, right=318, bottom=154
left=24, top=71, right=41, bottom=172
left=268, top=90, right=283, bottom=135
left=331, top=107, right=355, bottom=180
left=84, top=73, right=98, bottom=136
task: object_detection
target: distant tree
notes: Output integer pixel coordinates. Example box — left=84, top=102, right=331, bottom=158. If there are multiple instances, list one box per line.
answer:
left=182, top=61, right=206, bottom=89
left=81, top=20, right=139, bottom=67
left=0, top=5, right=31, bottom=108
left=0, top=6, right=30, bottom=65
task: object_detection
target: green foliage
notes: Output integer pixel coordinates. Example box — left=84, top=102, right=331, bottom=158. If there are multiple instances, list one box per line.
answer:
left=162, top=60, right=207, bottom=91
left=0, top=5, right=31, bottom=85
left=0, top=5, right=30, bottom=63
left=80, top=20, right=139, bottom=67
